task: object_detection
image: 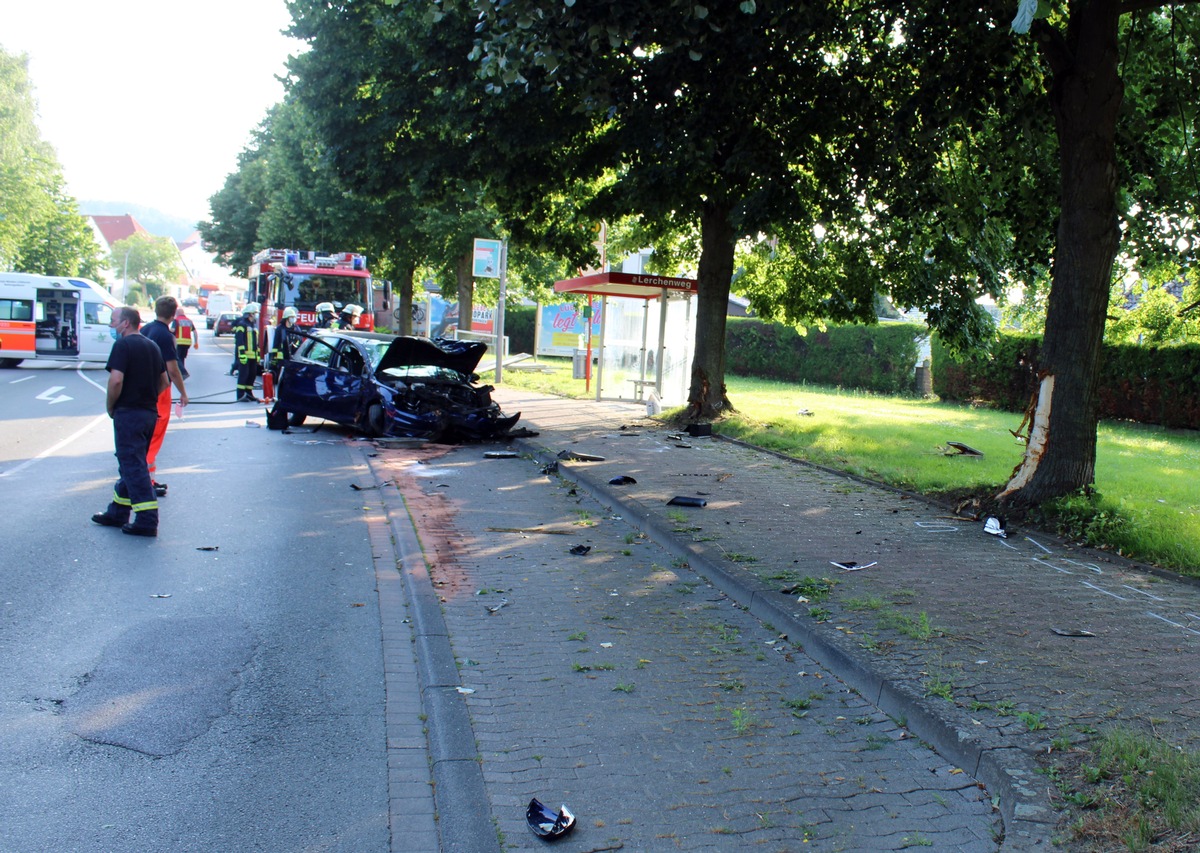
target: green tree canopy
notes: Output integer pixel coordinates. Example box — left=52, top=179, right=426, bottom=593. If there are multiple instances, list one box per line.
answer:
left=110, top=232, right=184, bottom=305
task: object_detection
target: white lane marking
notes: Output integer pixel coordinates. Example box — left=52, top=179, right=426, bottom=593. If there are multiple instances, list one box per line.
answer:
left=1024, top=535, right=1052, bottom=553
left=1147, top=612, right=1200, bottom=636
left=1122, top=585, right=1166, bottom=602
left=9, top=376, right=34, bottom=383
left=36, top=386, right=73, bottom=405
left=0, top=414, right=109, bottom=479
left=1081, top=580, right=1127, bottom=601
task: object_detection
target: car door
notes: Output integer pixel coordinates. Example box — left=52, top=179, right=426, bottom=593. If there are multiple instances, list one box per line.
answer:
left=322, top=340, right=371, bottom=423
left=280, top=336, right=339, bottom=420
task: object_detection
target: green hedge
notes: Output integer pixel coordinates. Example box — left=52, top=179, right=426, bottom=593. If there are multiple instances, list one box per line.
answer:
left=725, top=317, right=925, bottom=395
left=932, top=332, right=1200, bottom=430
left=504, top=304, right=537, bottom=354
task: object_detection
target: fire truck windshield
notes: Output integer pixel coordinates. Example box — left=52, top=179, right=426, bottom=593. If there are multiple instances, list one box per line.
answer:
left=278, top=273, right=367, bottom=310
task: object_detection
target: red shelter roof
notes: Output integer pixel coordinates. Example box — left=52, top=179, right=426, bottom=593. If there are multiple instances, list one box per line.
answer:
left=553, top=271, right=697, bottom=299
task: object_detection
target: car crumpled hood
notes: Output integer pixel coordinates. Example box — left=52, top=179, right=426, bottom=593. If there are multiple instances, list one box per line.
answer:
left=375, top=336, right=488, bottom=378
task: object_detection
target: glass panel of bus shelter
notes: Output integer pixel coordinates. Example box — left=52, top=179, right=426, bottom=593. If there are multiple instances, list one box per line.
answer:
left=597, top=297, right=652, bottom=403
left=658, top=292, right=695, bottom=408
left=596, top=293, right=694, bottom=407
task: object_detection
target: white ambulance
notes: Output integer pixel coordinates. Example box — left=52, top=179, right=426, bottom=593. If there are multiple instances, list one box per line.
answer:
left=0, top=272, right=121, bottom=368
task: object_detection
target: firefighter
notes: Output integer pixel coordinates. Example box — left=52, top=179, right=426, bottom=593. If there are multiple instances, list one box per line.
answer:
left=170, top=307, right=198, bottom=379
left=337, top=303, right=363, bottom=330
left=234, top=302, right=261, bottom=402
left=268, top=306, right=301, bottom=383
left=315, top=302, right=337, bottom=329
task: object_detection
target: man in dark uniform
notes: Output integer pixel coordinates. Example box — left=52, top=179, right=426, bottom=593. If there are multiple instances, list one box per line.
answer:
left=92, top=306, right=168, bottom=538
left=234, top=302, right=261, bottom=402
left=141, top=296, right=189, bottom=496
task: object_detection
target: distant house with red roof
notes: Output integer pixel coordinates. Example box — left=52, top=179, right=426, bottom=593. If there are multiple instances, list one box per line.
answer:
left=86, top=214, right=149, bottom=295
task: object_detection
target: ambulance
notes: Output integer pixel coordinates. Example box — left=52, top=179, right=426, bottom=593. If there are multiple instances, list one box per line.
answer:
left=0, top=272, right=121, bottom=368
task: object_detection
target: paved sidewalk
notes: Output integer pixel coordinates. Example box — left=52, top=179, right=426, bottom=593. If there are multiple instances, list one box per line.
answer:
left=367, top=388, right=1200, bottom=851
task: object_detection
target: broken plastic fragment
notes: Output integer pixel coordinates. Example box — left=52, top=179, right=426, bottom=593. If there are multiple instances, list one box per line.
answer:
left=830, top=561, right=877, bottom=571
left=149, top=593, right=172, bottom=598
left=557, top=450, right=605, bottom=462
left=485, top=598, right=509, bottom=614
left=609, top=475, right=637, bottom=485
left=946, top=441, right=983, bottom=456
left=484, top=450, right=520, bottom=459
left=667, top=496, right=707, bottom=507
left=569, top=544, right=591, bottom=555
left=1051, top=628, right=1095, bottom=637
left=983, top=516, right=1008, bottom=538
left=196, top=546, right=219, bottom=552
left=456, top=686, right=476, bottom=694
left=526, top=798, right=576, bottom=839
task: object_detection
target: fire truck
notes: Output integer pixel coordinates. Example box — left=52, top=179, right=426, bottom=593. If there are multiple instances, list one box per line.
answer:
left=247, top=249, right=389, bottom=340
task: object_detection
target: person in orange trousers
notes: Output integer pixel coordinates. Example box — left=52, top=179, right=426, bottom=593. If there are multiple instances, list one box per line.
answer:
left=140, top=296, right=189, bottom=496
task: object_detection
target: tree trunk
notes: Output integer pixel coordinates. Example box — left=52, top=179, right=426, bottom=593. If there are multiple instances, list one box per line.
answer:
left=393, top=262, right=414, bottom=336
left=999, top=1, right=1122, bottom=507
left=456, top=251, right=474, bottom=332
left=685, top=200, right=736, bottom=420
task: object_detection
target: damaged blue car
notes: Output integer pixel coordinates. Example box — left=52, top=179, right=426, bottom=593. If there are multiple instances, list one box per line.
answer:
left=270, top=331, right=520, bottom=442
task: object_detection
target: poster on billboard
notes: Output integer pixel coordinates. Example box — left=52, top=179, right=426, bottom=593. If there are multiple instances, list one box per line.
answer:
left=537, top=302, right=603, bottom=356
left=473, top=239, right=502, bottom=279
left=413, top=295, right=495, bottom=337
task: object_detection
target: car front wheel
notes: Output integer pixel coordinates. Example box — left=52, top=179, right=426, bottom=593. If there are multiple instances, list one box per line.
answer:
left=364, top=401, right=386, bottom=437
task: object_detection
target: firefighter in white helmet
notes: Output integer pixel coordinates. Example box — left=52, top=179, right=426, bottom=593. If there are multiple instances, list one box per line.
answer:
left=337, top=303, right=364, bottom=330
left=234, top=302, right=261, bottom=402
left=315, top=301, right=337, bottom=329
left=268, top=306, right=301, bottom=384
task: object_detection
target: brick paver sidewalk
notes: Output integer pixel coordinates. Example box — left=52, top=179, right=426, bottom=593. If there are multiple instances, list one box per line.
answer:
left=481, top=388, right=1200, bottom=849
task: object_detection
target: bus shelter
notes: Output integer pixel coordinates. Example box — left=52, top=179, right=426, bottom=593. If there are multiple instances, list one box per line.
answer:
left=552, top=271, right=697, bottom=406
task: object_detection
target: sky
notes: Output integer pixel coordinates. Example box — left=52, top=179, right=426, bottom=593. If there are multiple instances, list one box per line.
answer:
left=3, top=0, right=303, bottom=226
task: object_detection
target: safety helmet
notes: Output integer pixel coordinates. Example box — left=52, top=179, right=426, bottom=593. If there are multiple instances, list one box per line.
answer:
left=347, top=304, right=364, bottom=317
left=315, top=301, right=335, bottom=315
left=243, top=302, right=260, bottom=315
left=281, top=306, right=299, bottom=321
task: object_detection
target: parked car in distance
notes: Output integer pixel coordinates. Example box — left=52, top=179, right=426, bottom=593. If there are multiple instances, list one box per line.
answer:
left=270, top=331, right=520, bottom=442
left=213, top=312, right=239, bottom=336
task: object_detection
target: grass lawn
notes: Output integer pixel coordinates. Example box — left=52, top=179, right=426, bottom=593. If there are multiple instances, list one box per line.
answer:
left=496, top=358, right=1200, bottom=575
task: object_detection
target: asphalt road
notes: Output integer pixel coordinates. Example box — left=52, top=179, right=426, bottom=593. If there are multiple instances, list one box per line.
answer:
left=0, top=330, right=391, bottom=852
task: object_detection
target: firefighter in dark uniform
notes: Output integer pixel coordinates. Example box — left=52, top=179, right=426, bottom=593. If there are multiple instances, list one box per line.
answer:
left=234, top=302, right=261, bottom=402
left=315, top=301, right=337, bottom=330
left=268, top=306, right=301, bottom=385
left=91, top=306, right=168, bottom=537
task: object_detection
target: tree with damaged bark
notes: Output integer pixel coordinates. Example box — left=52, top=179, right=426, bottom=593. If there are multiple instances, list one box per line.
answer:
left=995, top=0, right=1200, bottom=506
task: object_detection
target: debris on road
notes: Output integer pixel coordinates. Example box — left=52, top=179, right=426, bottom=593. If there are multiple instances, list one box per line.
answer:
left=830, top=560, right=877, bottom=571
left=569, top=544, right=592, bottom=555
left=1052, top=628, right=1096, bottom=637
left=667, top=496, right=707, bottom=507
left=608, top=475, right=637, bottom=485
left=557, top=450, right=606, bottom=462
left=526, top=798, right=576, bottom=840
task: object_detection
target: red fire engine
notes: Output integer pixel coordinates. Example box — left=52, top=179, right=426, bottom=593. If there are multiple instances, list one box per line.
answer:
left=247, top=249, right=387, bottom=335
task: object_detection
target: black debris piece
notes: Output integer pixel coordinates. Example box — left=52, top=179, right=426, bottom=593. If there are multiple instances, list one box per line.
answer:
left=667, top=496, right=707, bottom=507
left=557, top=450, right=606, bottom=462
left=684, top=423, right=712, bottom=437
left=609, top=475, right=637, bottom=485
left=946, top=441, right=984, bottom=457
left=569, top=544, right=591, bottom=555
left=541, top=461, right=559, bottom=475
left=526, top=799, right=576, bottom=840
left=483, top=450, right=520, bottom=459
